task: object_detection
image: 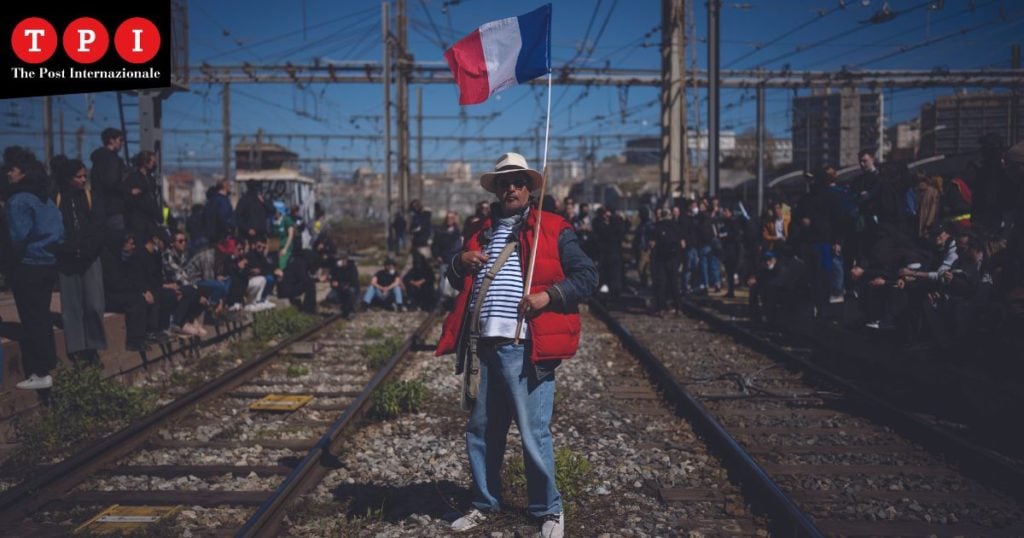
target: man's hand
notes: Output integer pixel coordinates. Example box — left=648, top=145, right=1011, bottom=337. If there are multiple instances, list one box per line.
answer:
left=518, top=291, right=550, bottom=319
left=143, top=291, right=155, bottom=304
left=459, top=250, right=488, bottom=273
left=869, top=277, right=886, bottom=287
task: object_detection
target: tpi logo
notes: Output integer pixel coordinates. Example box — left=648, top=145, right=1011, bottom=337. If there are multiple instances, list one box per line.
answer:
left=12, top=16, right=160, bottom=65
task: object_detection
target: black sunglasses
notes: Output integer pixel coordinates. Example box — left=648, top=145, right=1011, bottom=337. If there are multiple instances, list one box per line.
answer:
left=497, top=175, right=528, bottom=190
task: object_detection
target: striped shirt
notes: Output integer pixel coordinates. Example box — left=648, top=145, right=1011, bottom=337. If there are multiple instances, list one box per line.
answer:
left=469, top=215, right=529, bottom=340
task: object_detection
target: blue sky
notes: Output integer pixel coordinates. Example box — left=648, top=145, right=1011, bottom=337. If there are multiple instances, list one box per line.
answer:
left=1, top=0, right=1019, bottom=174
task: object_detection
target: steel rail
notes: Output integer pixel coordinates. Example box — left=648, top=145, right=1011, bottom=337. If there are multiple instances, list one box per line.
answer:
left=588, top=299, right=823, bottom=538
left=673, top=295, right=1024, bottom=501
left=236, top=311, right=441, bottom=538
left=0, top=313, right=342, bottom=524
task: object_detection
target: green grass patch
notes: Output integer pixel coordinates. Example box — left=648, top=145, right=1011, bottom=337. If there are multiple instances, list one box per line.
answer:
left=363, top=327, right=386, bottom=339
left=286, top=364, right=309, bottom=377
left=362, top=336, right=405, bottom=370
left=369, top=380, right=427, bottom=419
left=252, top=306, right=318, bottom=342
left=12, top=366, right=158, bottom=465
left=502, top=448, right=592, bottom=515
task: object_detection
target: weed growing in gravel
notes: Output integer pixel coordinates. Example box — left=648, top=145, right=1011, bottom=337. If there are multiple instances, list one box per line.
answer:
left=339, top=503, right=385, bottom=536
left=286, top=364, right=309, bottom=377
left=362, top=336, right=405, bottom=370
left=252, top=306, right=318, bottom=342
left=364, top=327, right=386, bottom=339
left=502, top=448, right=592, bottom=517
left=370, top=380, right=427, bottom=419
left=13, top=366, right=158, bottom=465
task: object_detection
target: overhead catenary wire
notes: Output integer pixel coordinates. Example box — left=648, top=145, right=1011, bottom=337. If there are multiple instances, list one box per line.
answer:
left=725, top=3, right=846, bottom=68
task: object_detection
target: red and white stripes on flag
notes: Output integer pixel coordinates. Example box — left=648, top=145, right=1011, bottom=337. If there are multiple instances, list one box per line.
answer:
left=443, top=4, right=551, bottom=106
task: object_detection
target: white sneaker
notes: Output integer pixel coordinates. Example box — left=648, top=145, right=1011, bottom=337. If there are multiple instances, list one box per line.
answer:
left=599, top=284, right=610, bottom=293
left=541, top=512, right=564, bottom=538
left=829, top=294, right=845, bottom=304
left=865, top=320, right=881, bottom=329
left=16, top=374, right=53, bottom=390
left=451, top=509, right=486, bottom=532
left=258, top=300, right=276, bottom=311
left=244, top=303, right=261, bottom=312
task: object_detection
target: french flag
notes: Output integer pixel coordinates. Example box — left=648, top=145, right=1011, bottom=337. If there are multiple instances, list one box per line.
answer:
left=444, top=4, right=551, bottom=105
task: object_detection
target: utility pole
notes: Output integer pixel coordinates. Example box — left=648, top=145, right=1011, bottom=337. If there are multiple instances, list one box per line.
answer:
left=416, top=86, right=423, bottom=200
left=1012, top=44, right=1021, bottom=145
left=707, top=0, right=720, bottom=197
left=660, top=0, right=684, bottom=205
left=75, top=125, right=84, bottom=161
left=223, top=82, right=231, bottom=182
left=396, top=0, right=410, bottom=211
left=756, top=83, right=765, bottom=216
left=382, top=1, right=393, bottom=252
left=59, top=107, right=65, bottom=156
left=43, top=96, right=53, bottom=171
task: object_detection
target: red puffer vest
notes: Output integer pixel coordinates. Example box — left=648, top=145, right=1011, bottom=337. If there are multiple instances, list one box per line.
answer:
left=435, top=208, right=581, bottom=363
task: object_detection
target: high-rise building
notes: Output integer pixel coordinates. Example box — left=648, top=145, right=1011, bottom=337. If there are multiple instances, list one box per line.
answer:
left=919, top=92, right=1023, bottom=157
left=792, top=90, right=882, bottom=171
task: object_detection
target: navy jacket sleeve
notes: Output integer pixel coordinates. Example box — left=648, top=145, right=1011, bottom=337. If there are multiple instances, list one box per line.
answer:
left=546, top=228, right=598, bottom=310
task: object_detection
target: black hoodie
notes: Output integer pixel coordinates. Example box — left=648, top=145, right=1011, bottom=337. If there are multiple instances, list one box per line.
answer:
left=90, top=146, right=127, bottom=218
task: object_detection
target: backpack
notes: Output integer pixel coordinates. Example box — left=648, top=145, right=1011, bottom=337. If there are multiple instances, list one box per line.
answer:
left=950, top=177, right=973, bottom=207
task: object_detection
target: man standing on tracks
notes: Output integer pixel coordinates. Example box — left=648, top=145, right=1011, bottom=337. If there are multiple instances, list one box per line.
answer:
left=435, top=152, right=597, bottom=538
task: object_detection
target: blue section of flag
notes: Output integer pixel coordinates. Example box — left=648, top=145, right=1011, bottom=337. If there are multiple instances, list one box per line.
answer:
left=514, top=4, right=551, bottom=84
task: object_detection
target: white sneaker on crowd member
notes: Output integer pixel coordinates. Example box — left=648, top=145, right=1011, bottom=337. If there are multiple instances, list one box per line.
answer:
left=229, top=303, right=243, bottom=312
left=257, top=300, right=276, bottom=311
left=541, top=512, right=564, bottom=538
left=865, top=320, right=881, bottom=329
left=16, top=374, right=53, bottom=390
left=244, top=303, right=261, bottom=313
left=829, top=294, right=845, bottom=304
left=451, top=509, right=486, bottom=532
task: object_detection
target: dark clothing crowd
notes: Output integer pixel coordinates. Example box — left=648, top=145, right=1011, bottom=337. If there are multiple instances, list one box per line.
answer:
left=0, top=131, right=337, bottom=393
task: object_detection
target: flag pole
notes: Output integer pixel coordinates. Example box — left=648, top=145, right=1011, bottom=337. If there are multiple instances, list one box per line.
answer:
left=515, top=71, right=553, bottom=344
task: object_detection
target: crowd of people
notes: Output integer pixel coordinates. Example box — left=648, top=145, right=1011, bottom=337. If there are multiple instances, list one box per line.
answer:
left=0, top=128, right=333, bottom=393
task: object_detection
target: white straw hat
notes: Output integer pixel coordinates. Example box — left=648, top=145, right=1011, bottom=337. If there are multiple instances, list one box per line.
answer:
left=480, top=152, right=542, bottom=194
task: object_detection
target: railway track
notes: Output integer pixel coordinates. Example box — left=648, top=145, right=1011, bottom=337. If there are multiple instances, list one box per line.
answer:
left=592, top=297, right=1024, bottom=536
left=0, top=309, right=437, bottom=537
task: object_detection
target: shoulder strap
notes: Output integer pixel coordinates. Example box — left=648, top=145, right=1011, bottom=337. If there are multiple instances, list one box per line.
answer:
left=470, top=240, right=518, bottom=336
left=55, top=190, right=92, bottom=210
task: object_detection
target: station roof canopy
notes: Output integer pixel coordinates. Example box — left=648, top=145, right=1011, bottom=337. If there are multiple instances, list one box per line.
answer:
left=235, top=168, right=314, bottom=184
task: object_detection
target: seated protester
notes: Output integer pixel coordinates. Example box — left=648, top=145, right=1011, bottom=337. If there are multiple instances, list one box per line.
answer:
left=922, top=233, right=994, bottom=348
left=362, top=258, right=404, bottom=311
left=185, top=238, right=233, bottom=316
left=134, top=232, right=167, bottom=343
left=277, top=249, right=318, bottom=314
left=223, top=252, right=255, bottom=312
left=402, top=250, right=436, bottom=311
left=162, top=231, right=207, bottom=336
left=244, top=238, right=277, bottom=306
left=747, top=251, right=805, bottom=325
left=102, top=233, right=153, bottom=352
left=327, top=251, right=360, bottom=318
left=852, top=229, right=934, bottom=331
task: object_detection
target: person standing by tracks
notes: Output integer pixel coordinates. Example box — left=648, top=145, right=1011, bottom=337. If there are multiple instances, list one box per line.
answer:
left=4, top=147, right=65, bottom=390
left=52, top=155, right=108, bottom=366
left=436, top=152, right=597, bottom=538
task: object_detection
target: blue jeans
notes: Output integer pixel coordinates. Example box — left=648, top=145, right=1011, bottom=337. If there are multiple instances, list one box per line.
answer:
left=467, top=341, right=561, bottom=517
left=699, top=245, right=721, bottom=290
left=682, top=247, right=700, bottom=292
left=362, top=286, right=403, bottom=305
left=831, top=252, right=844, bottom=297
left=197, top=278, right=230, bottom=306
